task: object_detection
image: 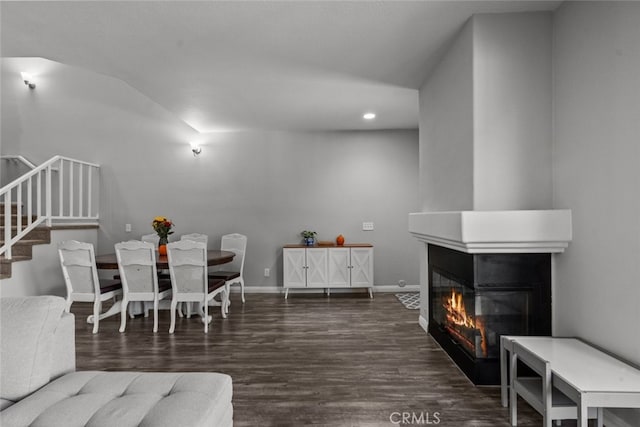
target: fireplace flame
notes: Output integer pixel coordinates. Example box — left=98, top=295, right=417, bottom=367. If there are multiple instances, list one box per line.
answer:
left=445, top=290, right=475, bottom=328
left=444, top=289, right=488, bottom=358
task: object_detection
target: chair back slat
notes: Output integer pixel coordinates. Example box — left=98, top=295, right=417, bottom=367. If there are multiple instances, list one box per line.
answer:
left=167, top=240, right=207, bottom=295
left=220, top=233, right=247, bottom=273
left=58, top=240, right=100, bottom=295
left=115, top=240, right=158, bottom=294
left=180, top=233, right=208, bottom=246
left=141, top=234, right=160, bottom=246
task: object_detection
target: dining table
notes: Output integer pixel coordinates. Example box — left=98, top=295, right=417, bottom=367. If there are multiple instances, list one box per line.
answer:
left=90, top=250, right=236, bottom=325
left=95, top=249, right=235, bottom=270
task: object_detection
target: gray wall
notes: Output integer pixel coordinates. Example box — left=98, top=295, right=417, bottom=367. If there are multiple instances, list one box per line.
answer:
left=419, top=20, right=474, bottom=212
left=472, top=13, right=553, bottom=210
left=419, top=12, right=553, bottom=213
left=552, top=3, right=640, bottom=425
left=1, top=57, right=420, bottom=293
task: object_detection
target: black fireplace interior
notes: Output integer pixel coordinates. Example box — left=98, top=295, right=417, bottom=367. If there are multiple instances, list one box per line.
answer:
left=428, top=244, right=551, bottom=385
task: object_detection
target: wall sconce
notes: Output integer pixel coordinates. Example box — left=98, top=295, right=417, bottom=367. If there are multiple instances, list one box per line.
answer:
left=21, top=72, right=36, bottom=89
left=191, top=143, right=202, bottom=157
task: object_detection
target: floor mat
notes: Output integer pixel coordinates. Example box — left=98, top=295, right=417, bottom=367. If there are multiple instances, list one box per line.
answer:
left=395, top=292, right=420, bottom=310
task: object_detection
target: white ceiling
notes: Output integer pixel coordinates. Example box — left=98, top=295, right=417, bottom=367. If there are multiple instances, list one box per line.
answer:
left=1, top=1, right=561, bottom=132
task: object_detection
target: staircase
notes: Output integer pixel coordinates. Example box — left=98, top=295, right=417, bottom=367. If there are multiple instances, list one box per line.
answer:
left=1, top=155, right=100, bottom=280
left=0, top=203, right=51, bottom=279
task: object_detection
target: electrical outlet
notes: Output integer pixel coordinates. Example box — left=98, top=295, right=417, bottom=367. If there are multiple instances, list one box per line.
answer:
left=125, top=224, right=132, bottom=233
left=264, top=268, right=270, bottom=277
left=398, top=280, right=406, bottom=288
left=362, top=221, right=374, bottom=231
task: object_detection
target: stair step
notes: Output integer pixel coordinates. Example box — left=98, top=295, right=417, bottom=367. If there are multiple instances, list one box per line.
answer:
left=0, top=259, right=11, bottom=279
left=0, top=256, right=32, bottom=280
left=0, top=221, right=95, bottom=280
left=0, top=214, right=39, bottom=223
left=0, top=226, right=51, bottom=242
left=0, top=203, right=20, bottom=215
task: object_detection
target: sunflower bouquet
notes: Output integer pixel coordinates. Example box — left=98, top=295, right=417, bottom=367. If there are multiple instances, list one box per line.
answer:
left=152, top=216, right=174, bottom=245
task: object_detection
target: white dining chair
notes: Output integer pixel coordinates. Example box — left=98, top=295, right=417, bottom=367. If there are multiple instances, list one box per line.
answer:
left=208, top=233, right=247, bottom=313
left=142, top=232, right=170, bottom=281
left=141, top=233, right=160, bottom=246
left=166, top=240, right=227, bottom=333
left=58, top=240, right=122, bottom=334
left=179, top=233, right=210, bottom=317
left=180, top=233, right=209, bottom=246
left=115, top=240, right=172, bottom=333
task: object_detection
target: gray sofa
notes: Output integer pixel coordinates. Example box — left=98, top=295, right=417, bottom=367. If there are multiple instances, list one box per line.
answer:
left=0, top=296, right=233, bottom=427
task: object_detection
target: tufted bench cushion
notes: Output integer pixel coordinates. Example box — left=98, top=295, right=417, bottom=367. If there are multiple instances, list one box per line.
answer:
left=0, top=371, right=233, bottom=427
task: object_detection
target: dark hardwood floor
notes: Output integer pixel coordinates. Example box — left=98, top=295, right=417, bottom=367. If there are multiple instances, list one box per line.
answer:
left=71, top=293, right=587, bottom=426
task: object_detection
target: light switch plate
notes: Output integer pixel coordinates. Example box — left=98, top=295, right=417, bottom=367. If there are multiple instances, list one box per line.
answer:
left=362, top=221, right=374, bottom=231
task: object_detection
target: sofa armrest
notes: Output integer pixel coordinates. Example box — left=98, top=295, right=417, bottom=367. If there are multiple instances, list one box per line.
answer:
left=0, top=296, right=68, bottom=402
left=50, top=311, right=76, bottom=379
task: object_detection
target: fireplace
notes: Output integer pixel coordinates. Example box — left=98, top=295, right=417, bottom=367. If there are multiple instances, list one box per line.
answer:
left=408, top=210, right=572, bottom=385
left=428, top=245, right=551, bottom=385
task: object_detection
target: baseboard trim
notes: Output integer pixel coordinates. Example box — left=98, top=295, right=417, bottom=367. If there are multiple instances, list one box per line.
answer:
left=375, top=285, right=420, bottom=293
left=236, top=285, right=420, bottom=294
left=419, top=315, right=429, bottom=334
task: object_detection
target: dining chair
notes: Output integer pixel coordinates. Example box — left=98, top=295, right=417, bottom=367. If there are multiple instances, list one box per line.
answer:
left=180, top=233, right=209, bottom=245
left=208, top=233, right=247, bottom=313
left=115, top=240, right=172, bottom=333
left=58, top=240, right=122, bottom=334
left=141, top=233, right=170, bottom=280
left=166, top=240, right=227, bottom=333
left=141, top=233, right=160, bottom=246
left=179, top=233, right=210, bottom=317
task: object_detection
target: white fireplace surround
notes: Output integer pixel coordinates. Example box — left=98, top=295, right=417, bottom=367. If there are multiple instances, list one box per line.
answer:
left=408, top=210, right=572, bottom=253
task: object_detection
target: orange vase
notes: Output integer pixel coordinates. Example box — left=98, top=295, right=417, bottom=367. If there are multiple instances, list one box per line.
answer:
left=158, top=244, right=167, bottom=256
left=336, top=234, right=345, bottom=246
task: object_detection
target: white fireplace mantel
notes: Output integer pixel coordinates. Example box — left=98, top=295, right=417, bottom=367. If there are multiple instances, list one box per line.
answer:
left=408, top=210, right=572, bottom=253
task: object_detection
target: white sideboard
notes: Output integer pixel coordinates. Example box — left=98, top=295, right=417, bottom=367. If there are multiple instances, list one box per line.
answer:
left=283, top=244, right=373, bottom=299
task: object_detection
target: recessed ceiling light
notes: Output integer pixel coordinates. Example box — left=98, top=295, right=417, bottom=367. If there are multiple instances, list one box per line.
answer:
left=363, top=112, right=376, bottom=120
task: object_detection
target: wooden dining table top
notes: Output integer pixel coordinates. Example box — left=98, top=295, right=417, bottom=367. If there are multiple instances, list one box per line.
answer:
left=95, top=250, right=235, bottom=270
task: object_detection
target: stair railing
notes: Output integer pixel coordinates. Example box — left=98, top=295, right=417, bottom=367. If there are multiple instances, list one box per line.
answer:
left=0, top=155, right=100, bottom=260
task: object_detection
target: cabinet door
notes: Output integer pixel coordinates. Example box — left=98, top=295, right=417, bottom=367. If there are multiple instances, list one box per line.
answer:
left=350, top=247, right=374, bottom=287
left=283, top=248, right=306, bottom=288
left=328, top=248, right=350, bottom=287
left=306, top=248, right=328, bottom=287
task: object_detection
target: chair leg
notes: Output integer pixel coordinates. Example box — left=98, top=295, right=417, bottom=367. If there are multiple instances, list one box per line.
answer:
left=169, top=299, right=178, bottom=334
left=204, top=300, right=209, bottom=333
left=224, top=284, right=231, bottom=315
left=92, top=300, right=101, bottom=334
left=153, top=298, right=159, bottom=333
left=119, top=299, right=129, bottom=333
left=221, top=291, right=227, bottom=319
left=240, top=278, right=245, bottom=303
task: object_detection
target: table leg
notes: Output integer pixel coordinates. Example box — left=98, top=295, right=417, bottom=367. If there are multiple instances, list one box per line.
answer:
left=577, top=397, right=587, bottom=427
left=510, top=351, right=518, bottom=426
left=543, top=363, right=552, bottom=427
left=501, top=338, right=508, bottom=408
left=596, top=407, right=603, bottom=427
